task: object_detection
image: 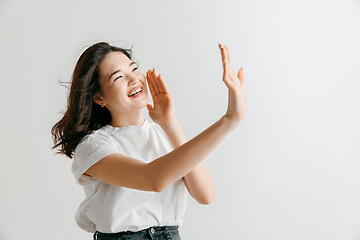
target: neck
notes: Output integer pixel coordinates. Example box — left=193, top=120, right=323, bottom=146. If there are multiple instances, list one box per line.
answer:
left=109, top=110, right=145, bottom=128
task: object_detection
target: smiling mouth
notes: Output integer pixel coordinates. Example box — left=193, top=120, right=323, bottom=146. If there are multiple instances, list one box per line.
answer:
left=128, top=88, right=143, bottom=97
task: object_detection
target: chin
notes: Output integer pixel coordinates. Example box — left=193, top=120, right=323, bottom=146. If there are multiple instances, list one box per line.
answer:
left=137, top=94, right=149, bottom=108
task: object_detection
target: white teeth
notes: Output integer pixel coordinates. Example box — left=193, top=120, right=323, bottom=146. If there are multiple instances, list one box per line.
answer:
left=129, top=88, right=142, bottom=97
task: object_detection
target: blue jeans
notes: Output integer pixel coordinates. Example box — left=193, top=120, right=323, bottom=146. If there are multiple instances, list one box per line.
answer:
left=93, top=226, right=181, bottom=240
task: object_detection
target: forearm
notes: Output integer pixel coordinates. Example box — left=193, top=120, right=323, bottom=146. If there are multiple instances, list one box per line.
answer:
left=159, top=118, right=216, bottom=203
left=147, top=115, right=237, bottom=192
left=159, top=118, right=188, bottom=147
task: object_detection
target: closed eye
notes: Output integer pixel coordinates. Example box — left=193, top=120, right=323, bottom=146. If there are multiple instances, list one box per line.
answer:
left=114, top=67, right=138, bottom=81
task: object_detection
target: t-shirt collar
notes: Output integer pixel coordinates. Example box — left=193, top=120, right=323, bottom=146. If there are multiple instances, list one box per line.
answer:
left=102, top=118, right=149, bottom=134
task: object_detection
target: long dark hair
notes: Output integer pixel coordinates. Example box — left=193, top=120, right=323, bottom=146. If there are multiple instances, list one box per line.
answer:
left=51, top=42, right=135, bottom=159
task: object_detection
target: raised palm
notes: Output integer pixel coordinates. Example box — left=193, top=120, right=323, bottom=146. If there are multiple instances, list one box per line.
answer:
left=146, top=68, right=176, bottom=125
left=219, top=43, right=247, bottom=123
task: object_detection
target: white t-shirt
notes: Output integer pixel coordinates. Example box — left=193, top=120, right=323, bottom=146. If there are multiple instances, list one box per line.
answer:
left=71, top=118, right=187, bottom=233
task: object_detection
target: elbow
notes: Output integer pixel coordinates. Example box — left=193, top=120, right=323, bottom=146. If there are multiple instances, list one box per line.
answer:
left=153, top=184, right=164, bottom=193
left=152, top=177, right=168, bottom=193
left=197, top=192, right=216, bottom=205
left=198, top=197, right=215, bottom=205
left=146, top=164, right=167, bottom=192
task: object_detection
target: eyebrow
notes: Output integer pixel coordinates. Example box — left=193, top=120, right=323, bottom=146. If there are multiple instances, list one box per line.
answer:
left=108, top=61, right=137, bottom=80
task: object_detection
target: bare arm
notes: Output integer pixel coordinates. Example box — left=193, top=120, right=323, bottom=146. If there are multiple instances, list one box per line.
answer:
left=85, top=43, right=246, bottom=193
left=159, top=118, right=216, bottom=204
left=148, top=42, right=246, bottom=193
left=85, top=115, right=237, bottom=192
left=147, top=115, right=237, bottom=192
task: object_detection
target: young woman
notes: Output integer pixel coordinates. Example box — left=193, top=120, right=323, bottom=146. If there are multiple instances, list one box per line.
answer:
left=51, top=41, right=246, bottom=240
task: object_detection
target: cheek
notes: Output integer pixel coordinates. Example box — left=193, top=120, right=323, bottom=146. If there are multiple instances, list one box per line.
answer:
left=107, top=85, right=128, bottom=101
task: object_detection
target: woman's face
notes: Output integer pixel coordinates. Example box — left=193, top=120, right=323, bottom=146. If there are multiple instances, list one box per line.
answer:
left=95, top=51, right=149, bottom=114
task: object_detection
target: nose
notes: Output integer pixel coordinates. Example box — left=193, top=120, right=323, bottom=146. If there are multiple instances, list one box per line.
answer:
left=128, top=77, right=138, bottom=86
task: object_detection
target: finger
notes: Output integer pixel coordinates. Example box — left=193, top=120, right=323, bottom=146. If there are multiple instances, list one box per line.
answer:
left=222, top=61, right=232, bottom=86
left=146, top=71, right=156, bottom=99
left=220, top=45, right=232, bottom=80
left=153, top=69, right=169, bottom=93
left=219, top=43, right=231, bottom=80
left=146, top=104, right=153, bottom=111
left=224, top=45, right=236, bottom=78
left=150, top=68, right=161, bottom=94
left=157, top=73, right=169, bottom=94
left=224, top=45, right=233, bottom=68
left=220, top=44, right=234, bottom=79
left=218, top=43, right=226, bottom=67
left=237, top=67, right=244, bottom=86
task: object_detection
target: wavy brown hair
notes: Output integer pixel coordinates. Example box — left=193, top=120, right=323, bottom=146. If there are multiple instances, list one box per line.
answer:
left=51, top=42, right=136, bottom=159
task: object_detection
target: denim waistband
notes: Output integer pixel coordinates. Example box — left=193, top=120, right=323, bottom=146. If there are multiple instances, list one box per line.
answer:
left=94, top=225, right=179, bottom=240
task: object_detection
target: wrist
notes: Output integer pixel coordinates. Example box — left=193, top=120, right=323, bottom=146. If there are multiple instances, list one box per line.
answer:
left=158, top=117, right=180, bottom=131
left=221, top=114, right=241, bottom=130
left=158, top=117, right=188, bottom=148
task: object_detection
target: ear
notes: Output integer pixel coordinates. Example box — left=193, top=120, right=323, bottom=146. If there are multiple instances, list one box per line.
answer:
left=93, top=93, right=105, bottom=106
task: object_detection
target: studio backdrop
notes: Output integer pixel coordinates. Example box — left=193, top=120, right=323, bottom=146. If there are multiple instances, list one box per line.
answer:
left=0, top=0, right=359, bottom=239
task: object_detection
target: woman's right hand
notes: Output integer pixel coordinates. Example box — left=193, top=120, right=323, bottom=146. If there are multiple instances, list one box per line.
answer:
left=218, top=42, right=247, bottom=125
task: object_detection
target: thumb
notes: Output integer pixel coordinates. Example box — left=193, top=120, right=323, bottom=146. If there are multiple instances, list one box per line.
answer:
left=146, top=104, right=153, bottom=112
left=237, top=67, right=244, bottom=86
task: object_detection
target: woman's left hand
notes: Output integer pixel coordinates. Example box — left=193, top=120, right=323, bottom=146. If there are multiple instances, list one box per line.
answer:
left=146, top=68, right=177, bottom=125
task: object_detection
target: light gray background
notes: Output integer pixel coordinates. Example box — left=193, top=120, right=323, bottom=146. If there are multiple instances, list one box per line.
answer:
left=0, top=0, right=359, bottom=239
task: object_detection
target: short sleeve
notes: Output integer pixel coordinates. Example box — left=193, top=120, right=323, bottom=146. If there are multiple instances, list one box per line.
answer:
left=71, top=135, right=119, bottom=185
